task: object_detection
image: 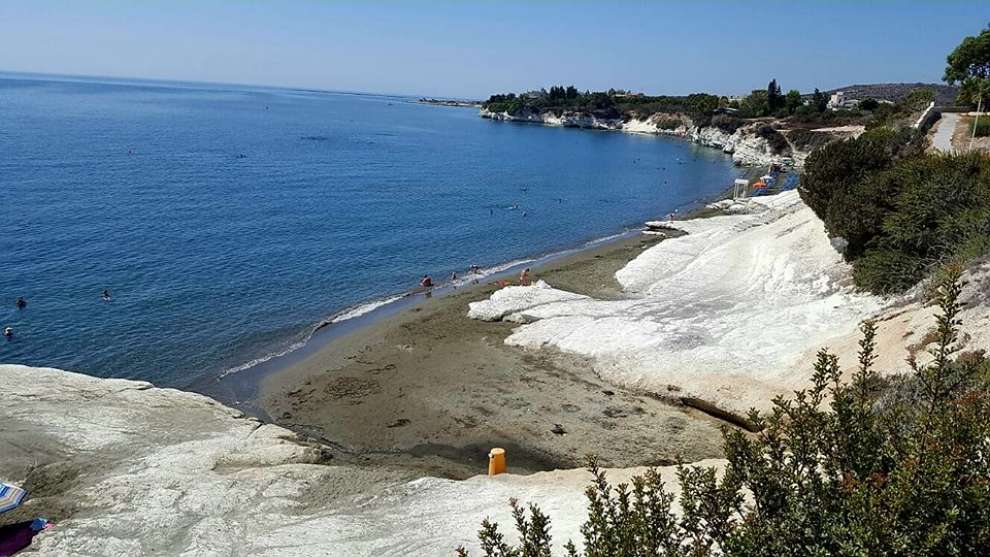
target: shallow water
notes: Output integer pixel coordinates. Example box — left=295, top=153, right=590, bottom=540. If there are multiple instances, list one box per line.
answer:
left=0, top=73, right=744, bottom=386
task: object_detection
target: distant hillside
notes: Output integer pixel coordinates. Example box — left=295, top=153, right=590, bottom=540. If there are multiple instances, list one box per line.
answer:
left=824, top=83, right=959, bottom=105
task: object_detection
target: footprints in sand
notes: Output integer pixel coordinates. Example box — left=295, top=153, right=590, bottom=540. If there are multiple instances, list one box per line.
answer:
left=386, top=418, right=411, bottom=428
left=324, top=376, right=383, bottom=400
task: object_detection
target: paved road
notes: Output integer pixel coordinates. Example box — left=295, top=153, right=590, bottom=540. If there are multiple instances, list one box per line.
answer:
left=932, top=113, right=960, bottom=153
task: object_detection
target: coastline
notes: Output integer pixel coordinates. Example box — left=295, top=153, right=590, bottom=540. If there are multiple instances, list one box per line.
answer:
left=255, top=230, right=730, bottom=479
left=200, top=130, right=762, bottom=407
left=199, top=165, right=761, bottom=480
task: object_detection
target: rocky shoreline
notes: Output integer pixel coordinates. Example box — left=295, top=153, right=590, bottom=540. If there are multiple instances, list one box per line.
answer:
left=5, top=197, right=990, bottom=555
left=480, top=107, right=814, bottom=167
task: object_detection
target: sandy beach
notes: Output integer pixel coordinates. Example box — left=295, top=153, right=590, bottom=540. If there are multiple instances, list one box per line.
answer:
left=260, top=232, right=730, bottom=479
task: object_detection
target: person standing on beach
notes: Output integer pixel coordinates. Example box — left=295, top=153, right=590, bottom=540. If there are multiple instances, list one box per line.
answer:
left=520, top=268, right=532, bottom=286
left=420, top=275, right=434, bottom=298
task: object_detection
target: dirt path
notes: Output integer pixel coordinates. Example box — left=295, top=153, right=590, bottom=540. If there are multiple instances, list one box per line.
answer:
left=932, top=113, right=959, bottom=153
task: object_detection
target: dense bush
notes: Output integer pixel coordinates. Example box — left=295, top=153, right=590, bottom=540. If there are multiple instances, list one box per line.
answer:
left=710, top=114, right=743, bottom=134
left=482, top=88, right=721, bottom=123
left=802, top=126, right=990, bottom=293
left=755, top=125, right=790, bottom=155
left=655, top=117, right=684, bottom=131
left=866, top=89, right=936, bottom=130
left=785, top=128, right=837, bottom=152
left=459, top=273, right=990, bottom=556
left=799, top=127, right=920, bottom=259
left=972, top=118, right=990, bottom=137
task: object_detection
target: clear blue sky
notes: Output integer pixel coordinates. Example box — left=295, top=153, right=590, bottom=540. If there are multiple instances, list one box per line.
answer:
left=1, top=1, right=986, bottom=98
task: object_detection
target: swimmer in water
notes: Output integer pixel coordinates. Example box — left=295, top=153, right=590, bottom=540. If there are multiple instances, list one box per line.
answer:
left=101, top=289, right=112, bottom=302
left=15, top=297, right=26, bottom=310
left=3, top=327, right=12, bottom=339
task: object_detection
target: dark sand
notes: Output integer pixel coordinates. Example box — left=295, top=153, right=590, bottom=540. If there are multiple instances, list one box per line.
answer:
left=261, top=233, right=730, bottom=479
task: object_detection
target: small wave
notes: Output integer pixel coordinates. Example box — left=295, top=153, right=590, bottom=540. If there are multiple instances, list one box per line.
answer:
left=218, top=337, right=309, bottom=378
left=583, top=230, right=632, bottom=247
left=446, top=257, right=536, bottom=287
left=218, top=294, right=407, bottom=378
left=218, top=241, right=618, bottom=379
left=330, top=295, right=405, bottom=323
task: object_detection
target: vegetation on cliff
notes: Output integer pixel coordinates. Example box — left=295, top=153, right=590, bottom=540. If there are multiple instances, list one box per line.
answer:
left=482, top=79, right=941, bottom=133
left=802, top=27, right=990, bottom=294
left=483, top=88, right=721, bottom=123
left=459, top=272, right=990, bottom=556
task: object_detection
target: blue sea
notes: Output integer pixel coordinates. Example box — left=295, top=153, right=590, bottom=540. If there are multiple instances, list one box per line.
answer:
left=0, top=73, right=744, bottom=387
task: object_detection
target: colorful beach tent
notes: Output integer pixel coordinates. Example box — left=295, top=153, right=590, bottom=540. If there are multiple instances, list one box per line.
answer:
left=0, top=484, right=26, bottom=515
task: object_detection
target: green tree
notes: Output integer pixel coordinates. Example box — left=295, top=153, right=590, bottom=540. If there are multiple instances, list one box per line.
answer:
left=784, top=89, right=803, bottom=114
left=741, top=89, right=770, bottom=118
left=945, top=25, right=990, bottom=106
left=945, top=25, right=990, bottom=82
left=811, top=88, right=829, bottom=112
left=686, top=93, right=720, bottom=116
left=859, top=97, right=879, bottom=111
left=767, top=79, right=784, bottom=113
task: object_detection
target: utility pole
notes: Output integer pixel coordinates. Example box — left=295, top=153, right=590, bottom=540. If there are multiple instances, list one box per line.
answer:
left=970, top=82, right=988, bottom=152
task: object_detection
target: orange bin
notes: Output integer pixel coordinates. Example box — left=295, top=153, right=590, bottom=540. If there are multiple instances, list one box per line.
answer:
left=488, top=448, right=506, bottom=476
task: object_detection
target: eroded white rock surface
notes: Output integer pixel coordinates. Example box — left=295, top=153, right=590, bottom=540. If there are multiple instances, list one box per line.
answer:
left=479, top=108, right=800, bottom=167
left=0, top=364, right=723, bottom=556
left=468, top=192, right=888, bottom=415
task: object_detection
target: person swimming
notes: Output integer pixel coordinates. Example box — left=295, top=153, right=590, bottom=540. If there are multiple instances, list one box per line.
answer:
left=3, top=327, right=12, bottom=339
left=101, top=289, right=112, bottom=302
left=15, top=297, right=26, bottom=310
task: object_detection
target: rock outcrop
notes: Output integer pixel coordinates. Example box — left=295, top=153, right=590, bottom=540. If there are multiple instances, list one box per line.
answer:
left=480, top=108, right=801, bottom=167
left=0, top=364, right=725, bottom=556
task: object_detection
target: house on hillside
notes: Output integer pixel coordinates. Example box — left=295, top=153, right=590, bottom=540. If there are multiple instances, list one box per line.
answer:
left=828, top=91, right=860, bottom=110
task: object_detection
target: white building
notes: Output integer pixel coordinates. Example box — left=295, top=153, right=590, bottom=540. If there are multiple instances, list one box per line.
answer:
left=828, top=91, right=860, bottom=110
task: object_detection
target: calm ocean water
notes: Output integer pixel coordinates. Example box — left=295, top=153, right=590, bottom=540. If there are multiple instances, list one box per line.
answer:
left=0, top=74, right=744, bottom=386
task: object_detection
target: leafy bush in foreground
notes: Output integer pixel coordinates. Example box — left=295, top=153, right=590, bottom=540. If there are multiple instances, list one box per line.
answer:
left=458, top=271, right=990, bottom=556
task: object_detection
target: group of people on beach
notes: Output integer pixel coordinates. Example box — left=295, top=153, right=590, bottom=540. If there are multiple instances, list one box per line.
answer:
left=3, top=290, right=112, bottom=341
left=417, top=265, right=532, bottom=297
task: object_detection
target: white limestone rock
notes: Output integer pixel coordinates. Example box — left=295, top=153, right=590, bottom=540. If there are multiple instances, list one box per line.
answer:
left=0, top=363, right=727, bottom=556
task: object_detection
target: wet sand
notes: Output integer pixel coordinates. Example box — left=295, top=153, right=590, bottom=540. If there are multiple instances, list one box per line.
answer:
left=261, top=232, right=731, bottom=479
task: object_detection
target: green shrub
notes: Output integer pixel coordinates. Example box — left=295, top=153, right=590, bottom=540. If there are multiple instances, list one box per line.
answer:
left=755, top=125, right=790, bottom=155
left=857, top=154, right=990, bottom=291
left=655, top=117, right=683, bottom=131
left=971, top=118, right=990, bottom=137
left=785, top=128, right=836, bottom=152
left=799, top=128, right=990, bottom=293
left=800, top=127, right=920, bottom=259
left=710, top=114, right=743, bottom=134
left=458, top=273, right=990, bottom=556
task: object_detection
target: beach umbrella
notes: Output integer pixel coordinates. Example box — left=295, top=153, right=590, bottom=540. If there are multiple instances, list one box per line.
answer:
left=0, top=483, right=27, bottom=514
